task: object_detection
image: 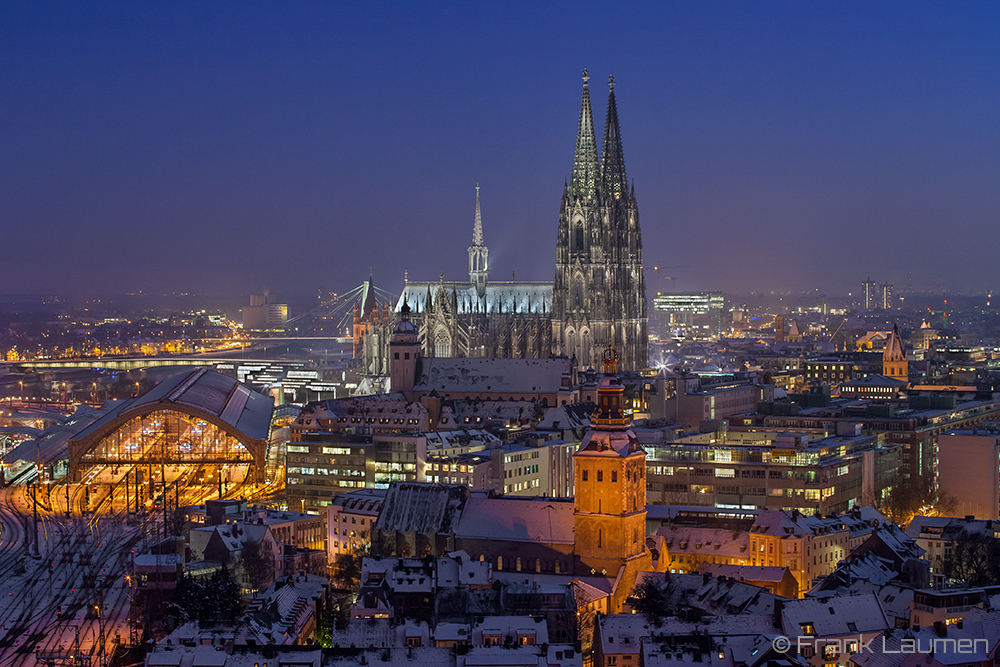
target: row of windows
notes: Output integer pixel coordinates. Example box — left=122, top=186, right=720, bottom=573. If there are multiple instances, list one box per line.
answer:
left=581, top=469, right=616, bottom=482
left=287, top=476, right=363, bottom=488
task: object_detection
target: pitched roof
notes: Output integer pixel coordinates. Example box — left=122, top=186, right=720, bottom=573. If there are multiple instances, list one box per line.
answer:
left=577, top=428, right=645, bottom=458
left=455, top=497, right=575, bottom=545
left=374, top=483, right=467, bottom=534
left=414, top=357, right=572, bottom=395
left=780, top=593, right=889, bottom=637
left=884, top=324, right=907, bottom=362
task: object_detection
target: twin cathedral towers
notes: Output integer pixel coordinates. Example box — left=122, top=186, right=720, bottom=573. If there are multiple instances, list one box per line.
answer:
left=380, top=70, right=648, bottom=372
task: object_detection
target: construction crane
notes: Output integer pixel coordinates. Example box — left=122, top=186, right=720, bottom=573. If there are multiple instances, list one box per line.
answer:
left=652, top=265, right=691, bottom=295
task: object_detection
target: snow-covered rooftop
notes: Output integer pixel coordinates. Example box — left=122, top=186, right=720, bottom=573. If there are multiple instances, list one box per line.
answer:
left=415, top=357, right=573, bottom=395
left=455, top=497, right=575, bottom=545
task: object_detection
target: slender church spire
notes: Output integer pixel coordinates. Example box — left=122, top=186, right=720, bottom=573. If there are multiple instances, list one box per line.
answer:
left=570, top=68, right=599, bottom=200
left=472, top=182, right=484, bottom=246
left=468, top=183, right=489, bottom=298
left=601, top=74, right=628, bottom=202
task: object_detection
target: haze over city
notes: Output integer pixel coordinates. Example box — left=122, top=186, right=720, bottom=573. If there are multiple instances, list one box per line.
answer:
left=3, top=2, right=999, bottom=305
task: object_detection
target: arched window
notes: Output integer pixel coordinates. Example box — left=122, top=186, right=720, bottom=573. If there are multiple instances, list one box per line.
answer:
left=434, top=335, right=450, bottom=358
left=575, top=222, right=584, bottom=251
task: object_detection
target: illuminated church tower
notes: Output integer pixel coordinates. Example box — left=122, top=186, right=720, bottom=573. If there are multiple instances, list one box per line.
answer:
left=573, top=345, right=652, bottom=608
left=553, top=70, right=648, bottom=371
left=883, top=323, right=908, bottom=382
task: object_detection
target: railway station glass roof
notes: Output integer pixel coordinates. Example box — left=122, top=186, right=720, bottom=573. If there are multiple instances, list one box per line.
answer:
left=81, top=410, right=253, bottom=464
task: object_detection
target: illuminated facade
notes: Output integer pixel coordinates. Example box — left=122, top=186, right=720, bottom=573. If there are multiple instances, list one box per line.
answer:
left=880, top=282, right=894, bottom=310
left=644, top=430, right=900, bottom=515
left=882, top=323, right=908, bottom=382
left=553, top=72, right=648, bottom=371
left=573, top=347, right=652, bottom=610
left=67, top=368, right=273, bottom=482
left=652, top=292, right=725, bottom=338
left=395, top=187, right=553, bottom=360
left=243, top=294, right=288, bottom=331
left=861, top=278, right=877, bottom=310
left=391, top=72, right=649, bottom=371
left=79, top=411, right=253, bottom=464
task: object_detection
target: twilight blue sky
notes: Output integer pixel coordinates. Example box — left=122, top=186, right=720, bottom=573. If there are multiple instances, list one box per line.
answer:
left=2, top=2, right=999, bottom=304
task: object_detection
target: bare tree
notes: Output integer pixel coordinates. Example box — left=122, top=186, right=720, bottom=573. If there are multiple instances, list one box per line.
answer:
left=946, top=532, right=1000, bottom=587
left=241, top=537, right=276, bottom=594
left=868, top=473, right=957, bottom=529
left=332, top=529, right=371, bottom=593
left=630, top=575, right=673, bottom=622
left=572, top=581, right=599, bottom=656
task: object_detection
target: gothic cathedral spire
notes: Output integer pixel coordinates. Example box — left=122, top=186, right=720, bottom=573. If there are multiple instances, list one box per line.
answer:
left=570, top=68, right=599, bottom=201
left=601, top=74, right=627, bottom=202
left=468, top=184, right=489, bottom=299
left=553, top=71, right=649, bottom=372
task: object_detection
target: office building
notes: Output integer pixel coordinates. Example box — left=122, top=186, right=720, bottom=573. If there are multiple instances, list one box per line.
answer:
left=652, top=292, right=725, bottom=339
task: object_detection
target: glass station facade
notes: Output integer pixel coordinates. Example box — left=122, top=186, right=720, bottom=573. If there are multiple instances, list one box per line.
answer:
left=80, top=409, right=253, bottom=464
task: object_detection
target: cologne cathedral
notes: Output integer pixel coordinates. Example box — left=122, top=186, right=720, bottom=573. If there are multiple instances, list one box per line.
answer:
left=552, top=71, right=648, bottom=372
left=386, top=71, right=648, bottom=372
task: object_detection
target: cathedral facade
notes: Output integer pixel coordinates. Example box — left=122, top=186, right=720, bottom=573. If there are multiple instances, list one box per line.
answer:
left=552, top=71, right=648, bottom=372
left=396, top=185, right=554, bottom=361
left=392, top=72, right=648, bottom=372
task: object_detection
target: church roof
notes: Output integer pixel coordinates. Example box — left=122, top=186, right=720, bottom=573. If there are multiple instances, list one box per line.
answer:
left=455, top=497, right=575, bottom=545
left=577, top=428, right=645, bottom=457
left=374, top=483, right=468, bottom=535
left=414, top=357, right=573, bottom=395
left=883, top=323, right=906, bottom=362
left=841, top=373, right=907, bottom=388
left=396, top=281, right=553, bottom=316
